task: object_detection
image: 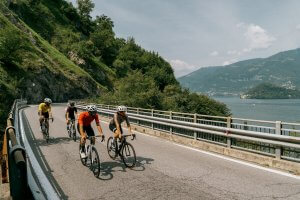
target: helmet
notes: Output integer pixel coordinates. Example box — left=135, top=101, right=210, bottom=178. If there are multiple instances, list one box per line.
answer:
left=69, top=102, right=75, bottom=107
left=44, top=98, right=52, bottom=104
left=86, top=105, right=97, bottom=113
left=117, top=105, right=127, bottom=112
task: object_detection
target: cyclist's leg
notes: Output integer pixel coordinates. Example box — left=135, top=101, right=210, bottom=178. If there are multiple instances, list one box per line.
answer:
left=85, top=125, right=95, bottom=145
left=78, top=124, right=86, bottom=152
left=44, top=112, right=49, bottom=129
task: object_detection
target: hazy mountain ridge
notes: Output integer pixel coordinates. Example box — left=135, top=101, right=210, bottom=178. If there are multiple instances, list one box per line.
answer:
left=179, top=48, right=300, bottom=96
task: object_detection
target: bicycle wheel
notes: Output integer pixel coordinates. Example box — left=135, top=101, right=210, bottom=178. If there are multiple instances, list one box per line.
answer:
left=45, top=124, right=49, bottom=143
left=121, top=142, right=136, bottom=168
left=72, top=124, right=76, bottom=142
left=90, top=146, right=100, bottom=177
left=79, top=144, right=87, bottom=166
left=107, top=137, right=117, bottom=160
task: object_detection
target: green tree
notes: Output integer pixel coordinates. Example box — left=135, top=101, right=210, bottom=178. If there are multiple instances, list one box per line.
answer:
left=77, top=0, right=94, bottom=19
left=0, top=26, right=27, bottom=65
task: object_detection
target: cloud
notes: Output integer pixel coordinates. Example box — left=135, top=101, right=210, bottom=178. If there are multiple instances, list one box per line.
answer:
left=210, top=51, right=219, bottom=56
left=296, top=24, right=300, bottom=30
left=169, top=59, right=198, bottom=77
left=223, top=58, right=238, bottom=66
left=244, top=24, right=276, bottom=50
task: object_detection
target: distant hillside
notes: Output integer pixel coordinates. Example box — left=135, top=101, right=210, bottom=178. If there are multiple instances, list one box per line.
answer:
left=0, top=0, right=230, bottom=130
left=178, top=48, right=300, bottom=96
left=242, top=83, right=300, bottom=99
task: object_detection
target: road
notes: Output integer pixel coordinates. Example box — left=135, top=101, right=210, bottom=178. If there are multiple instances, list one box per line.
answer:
left=21, top=105, right=300, bottom=200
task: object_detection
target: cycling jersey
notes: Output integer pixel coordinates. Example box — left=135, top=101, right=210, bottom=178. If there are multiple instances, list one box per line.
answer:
left=109, top=113, right=130, bottom=127
left=78, top=111, right=100, bottom=126
left=66, top=107, right=77, bottom=120
left=39, top=103, right=51, bottom=113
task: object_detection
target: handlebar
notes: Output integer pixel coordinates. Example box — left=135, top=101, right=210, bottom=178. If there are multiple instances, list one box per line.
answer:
left=122, top=134, right=136, bottom=141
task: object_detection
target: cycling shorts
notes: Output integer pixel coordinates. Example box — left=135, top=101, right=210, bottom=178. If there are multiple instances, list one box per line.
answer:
left=38, top=112, right=49, bottom=119
left=109, top=123, right=123, bottom=134
left=77, top=124, right=95, bottom=137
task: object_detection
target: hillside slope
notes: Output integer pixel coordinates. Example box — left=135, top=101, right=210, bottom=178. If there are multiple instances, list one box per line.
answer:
left=0, top=0, right=230, bottom=130
left=179, top=48, right=300, bottom=96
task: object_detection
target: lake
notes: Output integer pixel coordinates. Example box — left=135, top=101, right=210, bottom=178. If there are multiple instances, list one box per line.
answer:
left=213, top=97, right=300, bottom=123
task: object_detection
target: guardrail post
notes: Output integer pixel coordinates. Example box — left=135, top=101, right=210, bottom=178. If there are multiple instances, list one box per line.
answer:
left=194, top=114, right=197, bottom=140
left=169, top=111, right=173, bottom=134
left=226, top=117, right=232, bottom=148
left=151, top=109, right=154, bottom=129
left=137, top=108, right=140, bottom=125
left=275, top=121, right=282, bottom=159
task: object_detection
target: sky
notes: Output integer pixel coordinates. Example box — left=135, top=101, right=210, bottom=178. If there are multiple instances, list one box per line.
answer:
left=70, top=0, right=300, bottom=77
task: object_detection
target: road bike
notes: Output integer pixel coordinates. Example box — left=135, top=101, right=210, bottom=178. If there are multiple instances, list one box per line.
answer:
left=41, top=118, right=52, bottom=143
left=107, top=134, right=136, bottom=168
left=67, top=119, right=76, bottom=141
left=79, top=135, right=104, bottom=177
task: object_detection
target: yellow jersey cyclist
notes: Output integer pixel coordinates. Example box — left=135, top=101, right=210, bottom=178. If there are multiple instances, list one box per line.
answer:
left=109, top=105, right=135, bottom=145
left=38, top=98, right=54, bottom=131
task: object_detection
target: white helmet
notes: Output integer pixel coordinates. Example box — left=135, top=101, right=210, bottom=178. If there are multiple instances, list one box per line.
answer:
left=117, top=105, right=127, bottom=112
left=86, top=105, right=97, bottom=113
left=44, top=98, right=52, bottom=104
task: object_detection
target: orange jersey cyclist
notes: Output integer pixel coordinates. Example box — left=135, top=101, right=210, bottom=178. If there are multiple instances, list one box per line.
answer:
left=77, top=105, right=104, bottom=158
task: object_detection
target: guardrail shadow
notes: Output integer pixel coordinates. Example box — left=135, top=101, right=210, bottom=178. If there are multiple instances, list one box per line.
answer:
left=34, top=136, right=75, bottom=146
left=98, top=156, right=154, bottom=181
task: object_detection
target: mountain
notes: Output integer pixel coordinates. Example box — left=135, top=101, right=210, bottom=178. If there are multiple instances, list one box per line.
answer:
left=0, top=0, right=230, bottom=130
left=241, top=83, right=300, bottom=99
left=178, top=48, right=300, bottom=96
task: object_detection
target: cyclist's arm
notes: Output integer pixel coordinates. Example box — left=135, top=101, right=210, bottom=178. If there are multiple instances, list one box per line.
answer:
left=66, top=110, right=69, bottom=121
left=48, top=106, right=53, bottom=119
left=38, top=104, right=43, bottom=116
left=95, top=115, right=103, bottom=136
left=125, top=116, right=132, bottom=134
left=114, top=114, right=121, bottom=131
left=79, top=124, right=87, bottom=138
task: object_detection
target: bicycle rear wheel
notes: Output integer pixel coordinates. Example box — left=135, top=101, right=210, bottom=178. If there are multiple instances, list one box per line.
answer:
left=107, top=137, right=117, bottom=160
left=90, top=146, right=100, bottom=177
left=121, top=142, right=136, bottom=168
left=79, top=144, right=87, bottom=166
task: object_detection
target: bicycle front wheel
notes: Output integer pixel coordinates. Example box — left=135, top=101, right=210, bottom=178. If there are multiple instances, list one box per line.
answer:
left=107, top=137, right=117, bottom=160
left=90, top=147, right=100, bottom=177
left=121, top=142, right=136, bottom=168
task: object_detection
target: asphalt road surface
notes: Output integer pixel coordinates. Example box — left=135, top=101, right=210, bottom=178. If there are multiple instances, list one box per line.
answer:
left=21, top=105, right=300, bottom=200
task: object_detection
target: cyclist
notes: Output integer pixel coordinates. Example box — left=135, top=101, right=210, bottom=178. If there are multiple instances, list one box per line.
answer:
left=38, top=98, right=53, bottom=131
left=65, top=101, right=78, bottom=132
left=78, top=105, right=104, bottom=158
left=109, top=105, right=135, bottom=145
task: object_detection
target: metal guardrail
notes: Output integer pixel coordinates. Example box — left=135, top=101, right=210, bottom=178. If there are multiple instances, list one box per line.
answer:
left=1, top=99, right=28, bottom=199
left=76, top=102, right=300, bottom=162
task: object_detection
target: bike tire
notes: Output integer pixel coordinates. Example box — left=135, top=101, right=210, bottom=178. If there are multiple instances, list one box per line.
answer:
left=107, top=137, right=117, bottom=160
left=46, top=125, right=49, bottom=143
left=79, top=144, right=87, bottom=166
left=121, top=142, right=136, bottom=168
left=90, top=147, right=100, bottom=177
left=72, top=124, right=76, bottom=142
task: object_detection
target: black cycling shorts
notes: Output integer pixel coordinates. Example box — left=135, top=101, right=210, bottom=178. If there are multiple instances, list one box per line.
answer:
left=38, top=112, right=49, bottom=119
left=77, top=124, right=95, bottom=137
left=109, top=123, right=123, bottom=134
